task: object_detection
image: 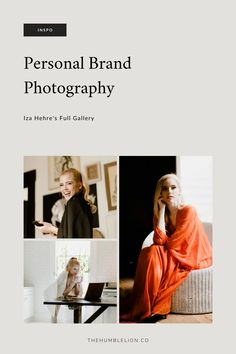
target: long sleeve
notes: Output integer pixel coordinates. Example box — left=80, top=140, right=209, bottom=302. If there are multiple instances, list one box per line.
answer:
left=153, top=227, right=168, bottom=245
left=152, top=214, right=168, bottom=245
left=67, top=199, right=84, bottom=237
left=166, top=206, right=212, bottom=270
left=57, top=271, right=68, bottom=297
left=58, top=193, right=93, bottom=238
left=68, top=198, right=92, bottom=238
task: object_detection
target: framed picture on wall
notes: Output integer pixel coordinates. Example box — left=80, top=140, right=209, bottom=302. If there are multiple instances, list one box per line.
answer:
left=86, top=162, right=101, bottom=184
left=48, top=156, right=80, bottom=190
left=104, top=161, right=117, bottom=211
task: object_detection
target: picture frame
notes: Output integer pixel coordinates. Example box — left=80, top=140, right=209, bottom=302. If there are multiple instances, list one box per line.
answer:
left=86, top=162, right=101, bottom=184
left=48, top=156, right=80, bottom=190
left=104, top=161, right=117, bottom=211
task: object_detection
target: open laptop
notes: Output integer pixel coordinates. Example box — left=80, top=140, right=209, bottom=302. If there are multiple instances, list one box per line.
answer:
left=83, top=282, right=105, bottom=301
left=59, top=282, right=105, bottom=302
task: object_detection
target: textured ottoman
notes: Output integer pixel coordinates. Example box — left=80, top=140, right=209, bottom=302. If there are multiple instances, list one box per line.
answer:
left=171, top=266, right=213, bottom=314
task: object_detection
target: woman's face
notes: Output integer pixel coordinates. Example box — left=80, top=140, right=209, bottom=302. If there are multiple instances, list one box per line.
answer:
left=59, top=173, right=81, bottom=201
left=68, top=265, right=80, bottom=276
left=160, top=177, right=181, bottom=207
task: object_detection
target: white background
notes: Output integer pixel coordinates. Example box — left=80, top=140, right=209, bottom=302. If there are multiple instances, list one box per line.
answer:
left=2, top=0, right=236, bottom=353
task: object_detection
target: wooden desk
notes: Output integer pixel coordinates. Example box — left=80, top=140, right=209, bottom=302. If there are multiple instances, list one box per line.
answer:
left=44, top=296, right=117, bottom=323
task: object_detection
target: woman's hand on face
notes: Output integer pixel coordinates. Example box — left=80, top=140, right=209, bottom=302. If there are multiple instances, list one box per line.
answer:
left=158, top=197, right=166, bottom=210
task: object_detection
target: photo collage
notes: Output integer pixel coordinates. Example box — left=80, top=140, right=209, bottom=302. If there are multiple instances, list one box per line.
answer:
left=24, top=156, right=213, bottom=324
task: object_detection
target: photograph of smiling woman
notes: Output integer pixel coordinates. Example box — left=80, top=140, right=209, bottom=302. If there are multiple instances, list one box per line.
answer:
left=36, top=168, right=96, bottom=238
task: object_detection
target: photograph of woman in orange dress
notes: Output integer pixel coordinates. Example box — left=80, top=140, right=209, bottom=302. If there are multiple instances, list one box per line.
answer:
left=120, top=173, right=212, bottom=323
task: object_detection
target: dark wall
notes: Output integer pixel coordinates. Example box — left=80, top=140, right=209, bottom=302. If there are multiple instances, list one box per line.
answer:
left=119, top=156, right=176, bottom=278
left=24, top=170, right=36, bottom=238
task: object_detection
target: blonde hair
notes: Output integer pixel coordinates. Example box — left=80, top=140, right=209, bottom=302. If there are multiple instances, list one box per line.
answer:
left=65, top=257, right=80, bottom=271
left=153, top=173, right=184, bottom=226
left=60, top=168, right=97, bottom=214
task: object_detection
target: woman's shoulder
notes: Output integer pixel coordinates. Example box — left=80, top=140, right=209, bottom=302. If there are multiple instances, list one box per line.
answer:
left=57, top=270, right=68, bottom=282
left=68, top=193, right=84, bottom=207
left=178, top=205, right=197, bottom=216
left=68, top=193, right=92, bottom=215
left=70, top=192, right=82, bottom=201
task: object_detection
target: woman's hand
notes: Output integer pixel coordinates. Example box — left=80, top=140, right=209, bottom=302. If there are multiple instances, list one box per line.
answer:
left=70, top=275, right=79, bottom=287
left=158, top=197, right=166, bottom=210
left=35, top=221, right=58, bottom=236
left=157, top=197, right=166, bottom=233
left=63, top=275, right=80, bottom=296
left=73, top=277, right=81, bottom=296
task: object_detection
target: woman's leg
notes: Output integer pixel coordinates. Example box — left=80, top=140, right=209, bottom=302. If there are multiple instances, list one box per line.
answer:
left=121, top=245, right=190, bottom=322
left=127, top=245, right=167, bottom=321
left=152, top=265, right=190, bottom=315
left=52, top=305, right=60, bottom=323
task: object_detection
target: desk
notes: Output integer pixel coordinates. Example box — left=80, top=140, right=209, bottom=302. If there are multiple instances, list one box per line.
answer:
left=44, top=296, right=117, bottom=323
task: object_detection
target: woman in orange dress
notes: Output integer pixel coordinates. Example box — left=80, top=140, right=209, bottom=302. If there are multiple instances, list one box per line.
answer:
left=121, top=173, right=212, bottom=323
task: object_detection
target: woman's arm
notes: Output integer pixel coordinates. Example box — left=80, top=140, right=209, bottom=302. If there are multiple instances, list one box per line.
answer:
left=153, top=198, right=168, bottom=245
left=166, top=206, right=196, bottom=249
left=57, top=271, right=67, bottom=297
left=67, top=198, right=91, bottom=238
left=73, top=283, right=81, bottom=296
left=156, top=199, right=166, bottom=233
left=166, top=206, right=212, bottom=269
left=63, top=277, right=77, bottom=296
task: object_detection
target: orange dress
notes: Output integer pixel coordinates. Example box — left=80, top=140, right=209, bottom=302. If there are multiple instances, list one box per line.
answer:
left=122, top=205, right=212, bottom=322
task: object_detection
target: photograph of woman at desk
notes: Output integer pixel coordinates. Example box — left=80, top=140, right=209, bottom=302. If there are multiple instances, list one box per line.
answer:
left=36, top=168, right=96, bottom=238
left=24, top=238, right=117, bottom=324
left=46, top=257, right=83, bottom=323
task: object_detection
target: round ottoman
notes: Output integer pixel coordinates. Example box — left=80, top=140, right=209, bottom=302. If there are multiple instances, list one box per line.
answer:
left=171, top=266, right=213, bottom=314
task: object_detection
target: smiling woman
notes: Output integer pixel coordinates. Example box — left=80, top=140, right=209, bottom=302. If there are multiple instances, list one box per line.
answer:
left=36, top=168, right=96, bottom=238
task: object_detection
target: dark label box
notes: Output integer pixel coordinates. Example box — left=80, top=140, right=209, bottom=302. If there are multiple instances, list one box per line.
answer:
left=24, top=24, right=67, bottom=37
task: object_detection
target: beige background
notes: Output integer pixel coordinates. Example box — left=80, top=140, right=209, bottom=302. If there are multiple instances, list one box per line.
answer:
left=2, top=0, right=236, bottom=353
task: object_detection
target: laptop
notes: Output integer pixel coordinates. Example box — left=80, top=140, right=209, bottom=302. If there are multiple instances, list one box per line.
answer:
left=59, top=282, right=105, bottom=302
left=83, top=282, right=105, bottom=301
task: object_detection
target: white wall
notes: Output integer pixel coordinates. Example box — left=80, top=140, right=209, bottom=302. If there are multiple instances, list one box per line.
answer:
left=24, top=240, right=56, bottom=322
left=24, top=156, right=117, bottom=238
left=89, top=240, right=117, bottom=283
left=177, top=156, right=213, bottom=222
left=86, top=240, right=117, bottom=323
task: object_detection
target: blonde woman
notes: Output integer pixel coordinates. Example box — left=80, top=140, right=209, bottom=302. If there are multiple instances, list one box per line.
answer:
left=46, top=257, right=83, bottom=323
left=36, top=168, right=96, bottom=238
left=121, top=174, right=212, bottom=323
left=57, top=257, right=83, bottom=298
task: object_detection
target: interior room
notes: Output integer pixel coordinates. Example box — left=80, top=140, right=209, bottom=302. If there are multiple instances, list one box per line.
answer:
left=24, top=239, right=117, bottom=323
left=119, top=155, right=213, bottom=323
left=24, top=156, right=117, bottom=238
